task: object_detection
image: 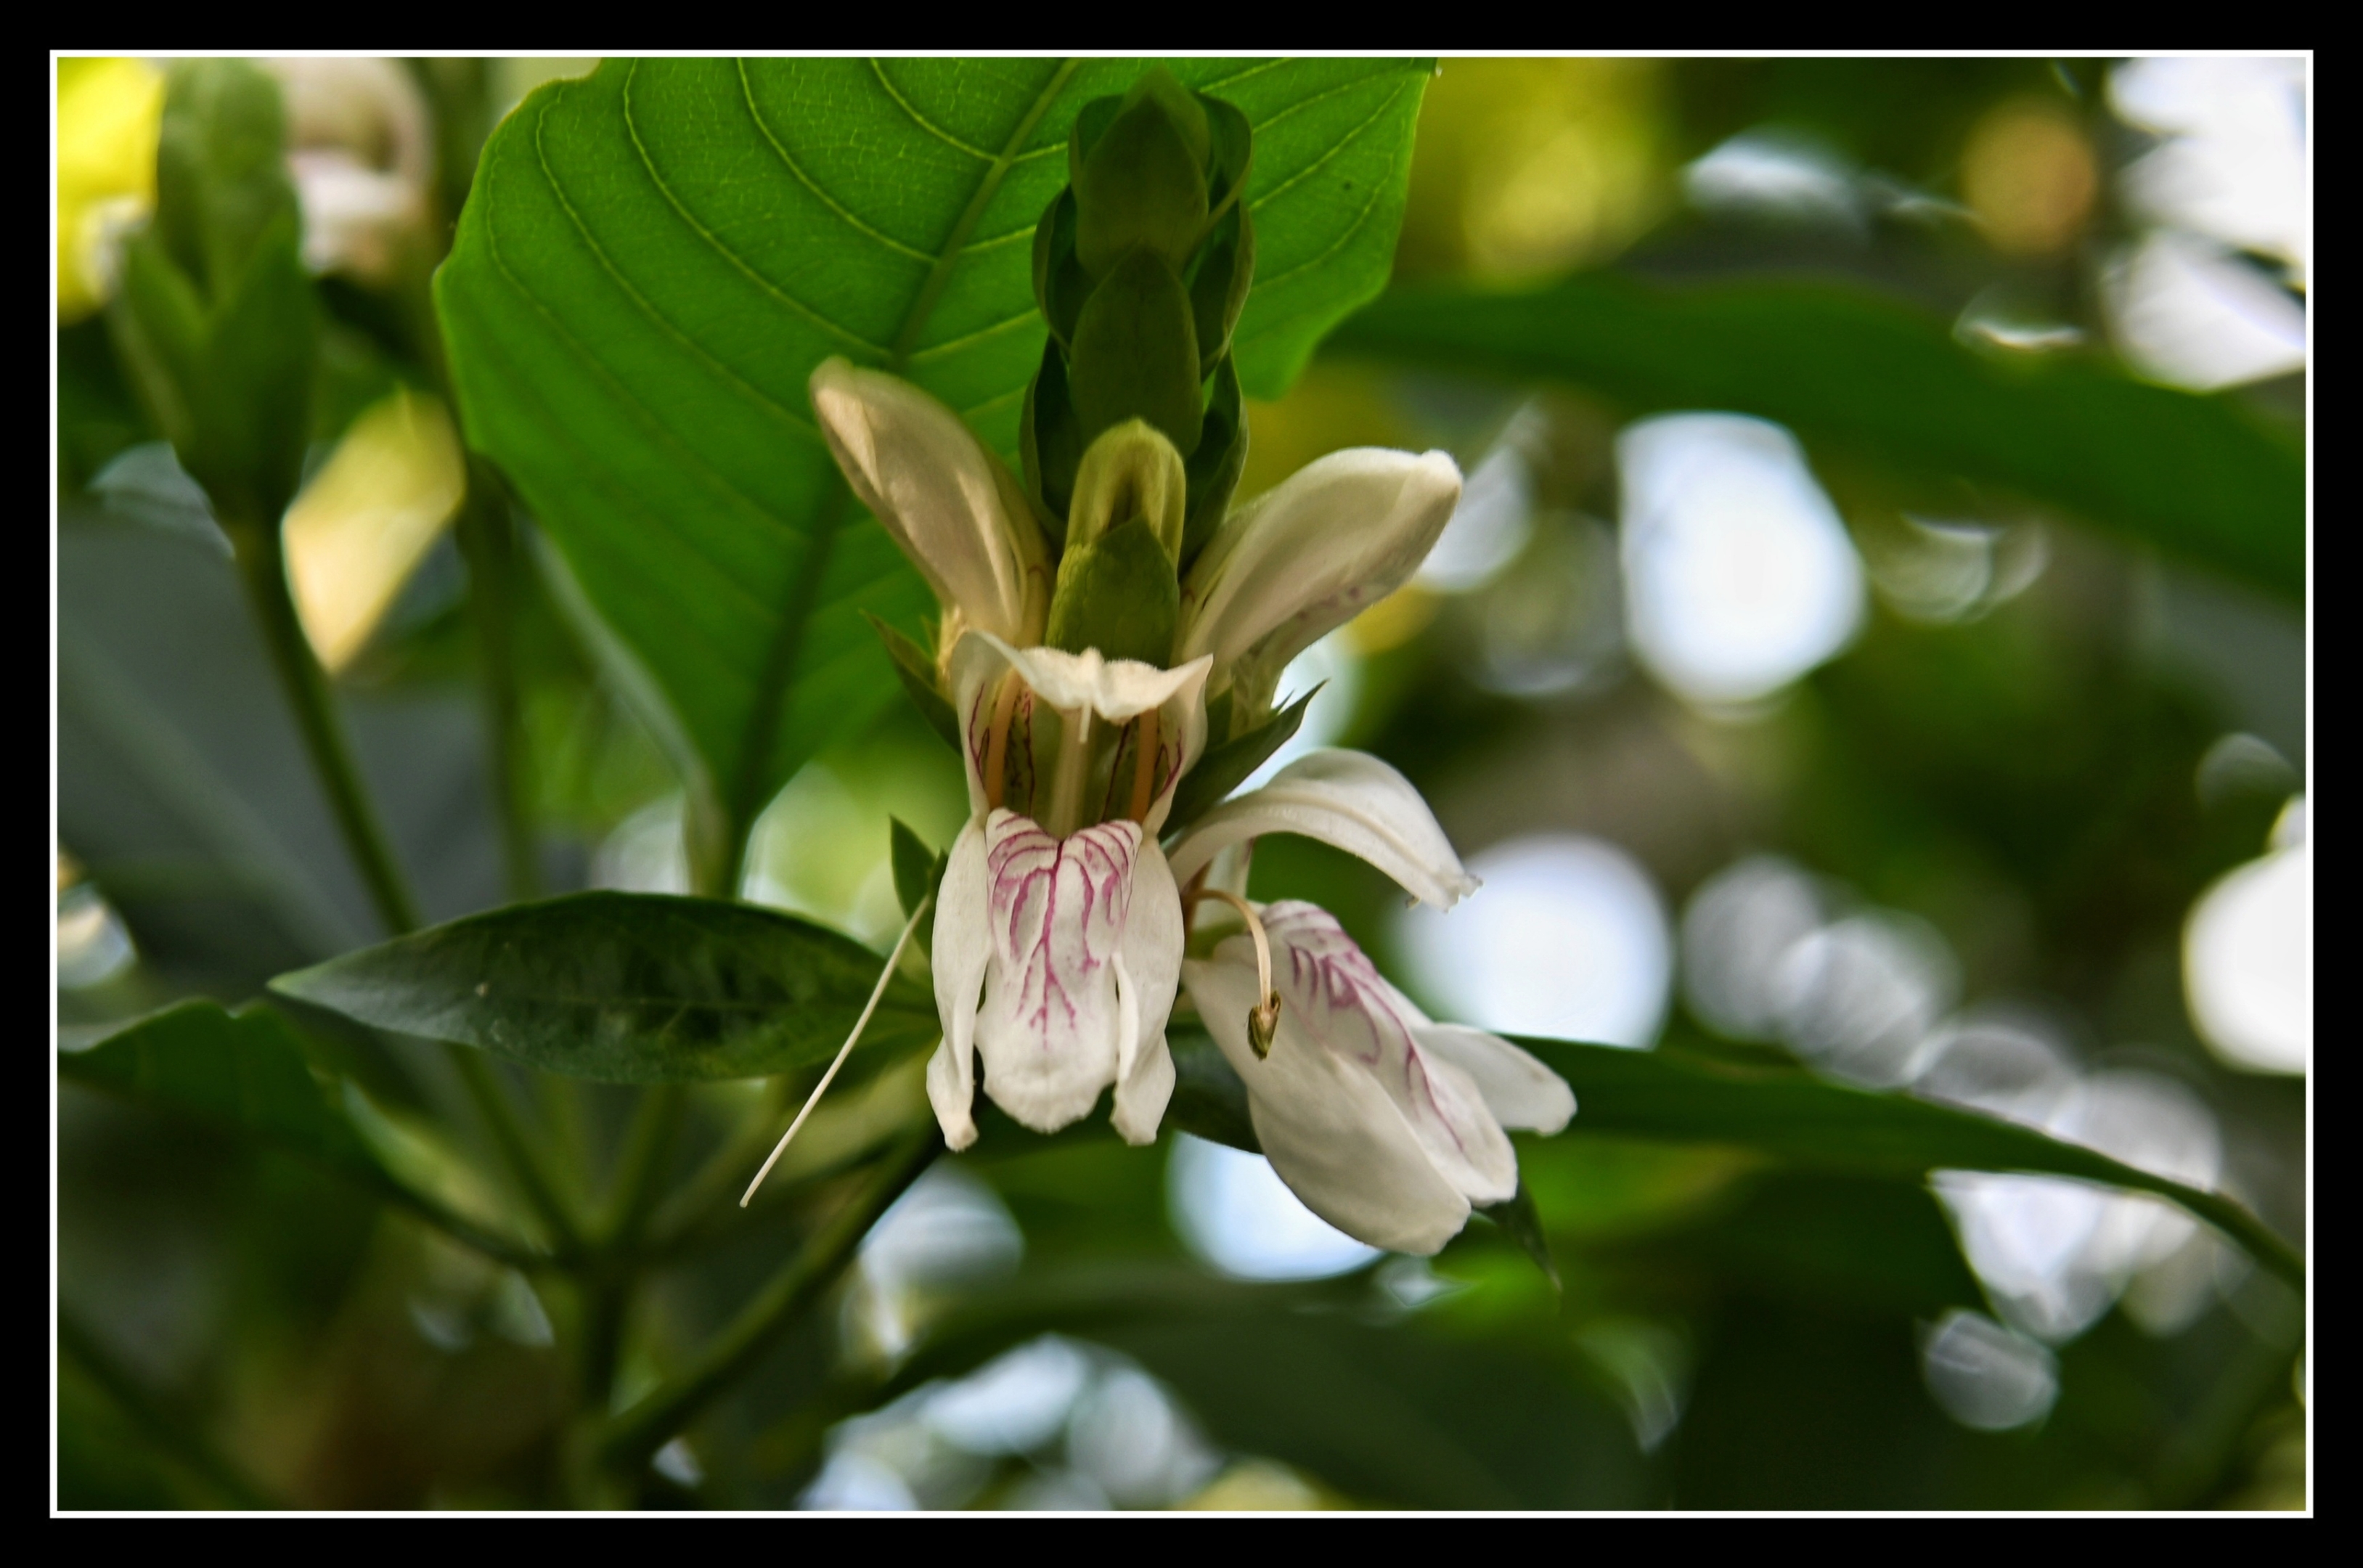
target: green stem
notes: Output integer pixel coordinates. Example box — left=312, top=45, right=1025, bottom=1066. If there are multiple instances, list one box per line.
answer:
left=452, top=460, right=541, bottom=905
left=444, top=1044, right=584, bottom=1257
left=227, top=521, right=422, bottom=938
left=578, top=1085, right=685, bottom=1419
left=597, top=1122, right=940, bottom=1474
left=61, top=1310, right=277, bottom=1509
left=377, top=1172, right=550, bottom=1273
left=645, top=1076, right=796, bottom=1257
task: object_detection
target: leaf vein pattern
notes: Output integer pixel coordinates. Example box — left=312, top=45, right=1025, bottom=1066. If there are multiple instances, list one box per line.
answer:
left=1250, top=75, right=1415, bottom=214
left=1243, top=168, right=1396, bottom=298
left=482, top=144, right=789, bottom=637
left=538, top=82, right=821, bottom=440
left=866, top=60, right=996, bottom=160
left=612, top=62, right=889, bottom=357
left=1238, top=68, right=1399, bottom=143
left=888, top=58, right=1082, bottom=367
left=734, top=60, right=937, bottom=264
left=449, top=271, right=775, bottom=688
left=907, top=307, right=1040, bottom=366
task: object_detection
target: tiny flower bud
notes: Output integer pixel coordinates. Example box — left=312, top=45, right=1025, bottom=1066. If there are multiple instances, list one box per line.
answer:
left=1067, top=420, right=1188, bottom=563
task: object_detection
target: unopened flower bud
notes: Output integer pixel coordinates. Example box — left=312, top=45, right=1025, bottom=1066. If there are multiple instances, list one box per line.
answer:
left=1044, top=422, right=1188, bottom=666
left=1066, top=420, right=1187, bottom=562
left=1073, top=67, right=1211, bottom=278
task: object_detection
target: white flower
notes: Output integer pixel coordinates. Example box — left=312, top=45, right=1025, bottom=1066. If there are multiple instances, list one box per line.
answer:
left=926, top=632, right=1210, bottom=1149
left=1178, top=447, right=1463, bottom=722
left=808, top=363, right=1577, bottom=1248
left=1185, top=900, right=1574, bottom=1254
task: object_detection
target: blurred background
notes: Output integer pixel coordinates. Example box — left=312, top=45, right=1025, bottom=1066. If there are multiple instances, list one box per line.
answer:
left=57, top=56, right=2307, bottom=1510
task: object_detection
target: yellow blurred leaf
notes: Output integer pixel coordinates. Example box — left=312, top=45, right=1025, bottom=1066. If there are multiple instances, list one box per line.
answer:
left=284, top=387, right=466, bottom=670
left=56, top=57, right=164, bottom=322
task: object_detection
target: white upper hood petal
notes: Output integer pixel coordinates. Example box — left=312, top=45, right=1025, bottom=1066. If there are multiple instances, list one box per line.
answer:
left=810, top=358, right=1045, bottom=645
left=949, top=632, right=1211, bottom=832
left=1167, top=748, right=1480, bottom=909
left=1176, top=447, right=1461, bottom=686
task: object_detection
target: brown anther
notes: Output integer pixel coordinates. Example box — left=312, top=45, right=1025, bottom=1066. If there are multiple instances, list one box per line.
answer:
left=1246, top=994, right=1282, bottom=1060
left=1126, top=705, right=1162, bottom=824
left=981, top=671, right=1020, bottom=812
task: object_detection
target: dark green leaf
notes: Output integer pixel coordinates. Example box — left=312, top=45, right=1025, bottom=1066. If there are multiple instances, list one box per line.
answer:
left=1333, top=274, right=2303, bottom=600
left=1162, top=682, right=1320, bottom=833
left=889, top=817, right=942, bottom=920
left=889, top=816, right=947, bottom=954
left=58, top=999, right=382, bottom=1184
left=1520, top=1035, right=2302, bottom=1287
left=864, top=611, right=960, bottom=751
left=269, top=891, right=938, bottom=1083
left=1167, top=1027, right=1257, bottom=1152
left=435, top=59, right=1429, bottom=841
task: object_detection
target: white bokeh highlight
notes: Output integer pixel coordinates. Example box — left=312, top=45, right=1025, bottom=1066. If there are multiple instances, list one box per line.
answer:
left=1397, top=833, right=1671, bottom=1048
left=1167, top=1132, right=1381, bottom=1279
left=1920, top=1310, right=2059, bottom=1432
left=1617, top=414, right=1866, bottom=707
left=2185, top=797, right=2310, bottom=1074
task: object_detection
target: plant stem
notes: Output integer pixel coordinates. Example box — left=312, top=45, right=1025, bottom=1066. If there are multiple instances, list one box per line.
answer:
left=596, top=1121, right=940, bottom=1474
left=603, top=1083, right=689, bottom=1249
left=61, top=1310, right=277, bottom=1509
left=227, top=521, right=421, bottom=938
left=444, top=1044, right=584, bottom=1257
left=452, top=460, right=542, bottom=905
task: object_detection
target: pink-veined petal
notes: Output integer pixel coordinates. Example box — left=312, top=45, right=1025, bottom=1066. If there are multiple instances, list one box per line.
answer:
left=810, top=359, right=1046, bottom=645
left=926, top=817, right=992, bottom=1149
left=1254, top=902, right=1517, bottom=1204
left=973, top=810, right=1142, bottom=1133
left=1167, top=750, right=1480, bottom=909
left=1111, top=841, right=1183, bottom=1144
left=1185, top=948, right=1473, bottom=1255
left=1411, top=1025, right=1576, bottom=1134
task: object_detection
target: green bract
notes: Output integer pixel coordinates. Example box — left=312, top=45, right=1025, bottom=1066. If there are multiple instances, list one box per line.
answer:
left=107, top=60, right=315, bottom=536
left=1025, top=67, right=1257, bottom=565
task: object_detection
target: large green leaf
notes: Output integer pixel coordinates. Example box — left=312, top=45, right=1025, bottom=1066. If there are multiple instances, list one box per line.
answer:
left=436, top=58, right=1431, bottom=846
left=1331, top=274, right=2303, bottom=600
left=1150, top=1026, right=2299, bottom=1286
left=269, top=890, right=939, bottom=1082
left=1517, top=1036, right=2302, bottom=1288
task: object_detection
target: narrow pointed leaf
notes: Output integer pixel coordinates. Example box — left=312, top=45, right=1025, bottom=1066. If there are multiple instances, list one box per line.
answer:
left=1515, top=1035, right=2302, bottom=1289
left=1333, top=274, right=2303, bottom=600
left=866, top=611, right=960, bottom=752
left=1162, top=682, right=1320, bottom=833
left=270, top=891, right=939, bottom=1083
left=1478, top=1180, right=1562, bottom=1294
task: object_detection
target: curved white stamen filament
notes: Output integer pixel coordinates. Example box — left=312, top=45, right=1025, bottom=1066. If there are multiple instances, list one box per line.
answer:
left=1188, top=888, right=1281, bottom=1057
left=741, top=894, right=933, bottom=1206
